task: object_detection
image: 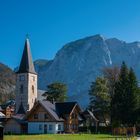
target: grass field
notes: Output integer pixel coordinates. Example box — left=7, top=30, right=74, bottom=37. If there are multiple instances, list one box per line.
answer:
left=4, top=134, right=137, bottom=140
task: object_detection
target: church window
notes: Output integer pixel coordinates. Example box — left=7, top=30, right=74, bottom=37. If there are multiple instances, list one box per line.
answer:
left=20, top=85, right=24, bottom=94
left=19, top=75, right=25, bottom=81
left=32, top=85, right=34, bottom=94
left=32, top=76, right=35, bottom=81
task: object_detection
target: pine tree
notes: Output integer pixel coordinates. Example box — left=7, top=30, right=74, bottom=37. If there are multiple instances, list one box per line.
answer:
left=112, top=62, right=129, bottom=126
left=127, top=68, right=138, bottom=124
left=112, top=62, right=140, bottom=126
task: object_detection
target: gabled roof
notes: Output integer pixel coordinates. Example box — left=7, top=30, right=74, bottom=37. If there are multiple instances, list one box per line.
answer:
left=83, top=110, right=99, bottom=122
left=6, top=114, right=27, bottom=124
left=0, top=112, right=5, bottom=118
left=17, top=102, right=25, bottom=115
left=40, top=101, right=63, bottom=121
left=17, top=38, right=36, bottom=74
left=0, top=100, right=15, bottom=109
left=26, top=100, right=64, bottom=122
left=12, top=114, right=25, bottom=120
left=55, top=102, right=79, bottom=116
left=26, top=101, right=81, bottom=122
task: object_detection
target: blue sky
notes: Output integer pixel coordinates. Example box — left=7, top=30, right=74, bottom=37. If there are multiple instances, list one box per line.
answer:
left=1, top=0, right=140, bottom=68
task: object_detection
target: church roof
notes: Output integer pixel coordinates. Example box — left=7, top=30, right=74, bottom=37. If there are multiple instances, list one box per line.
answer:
left=17, top=38, right=36, bottom=74
left=17, top=102, right=26, bottom=115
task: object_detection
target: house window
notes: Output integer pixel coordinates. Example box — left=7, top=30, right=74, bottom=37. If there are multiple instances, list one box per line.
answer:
left=32, top=85, right=34, bottom=94
left=58, top=124, right=61, bottom=130
left=66, top=124, right=69, bottom=129
left=39, top=124, right=42, bottom=130
left=72, top=113, right=75, bottom=119
left=72, top=124, right=75, bottom=129
left=49, top=124, right=53, bottom=130
left=20, top=85, right=24, bottom=94
left=44, top=114, right=48, bottom=119
left=34, top=114, right=38, bottom=119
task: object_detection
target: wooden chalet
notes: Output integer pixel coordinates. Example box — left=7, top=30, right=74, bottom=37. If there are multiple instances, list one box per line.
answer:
left=26, top=100, right=82, bottom=134
left=4, top=102, right=27, bottom=134
left=55, top=102, right=81, bottom=133
left=0, top=100, right=15, bottom=118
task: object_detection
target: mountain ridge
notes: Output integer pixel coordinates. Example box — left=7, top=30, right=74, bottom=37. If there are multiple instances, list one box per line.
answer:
left=1, top=34, right=140, bottom=108
left=35, top=34, right=140, bottom=108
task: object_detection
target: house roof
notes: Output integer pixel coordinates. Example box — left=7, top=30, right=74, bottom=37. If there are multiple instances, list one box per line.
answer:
left=17, top=38, right=36, bottom=74
left=0, top=106, right=3, bottom=112
left=55, top=102, right=78, bottom=116
left=12, top=114, right=25, bottom=120
left=26, top=101, right=81, bottom=122
left=86, top=110, right=99, bottom=122
left=39, top=101, right=63, bottom=121
left=0, top=112, right=5, bottom=118
left=0, top=100, right=15, bottom=109
left=26, top=100, right=64, bottom=122
left=6, top=114, right=27, bottom=124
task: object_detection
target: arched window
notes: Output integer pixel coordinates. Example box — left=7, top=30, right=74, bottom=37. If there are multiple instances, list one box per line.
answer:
left=20, top=85, right=23, bottom=94
left=32, top=85, right=34, bottom=94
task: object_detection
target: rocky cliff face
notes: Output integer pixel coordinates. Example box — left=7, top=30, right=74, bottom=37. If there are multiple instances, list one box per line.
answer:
left=34, top=34, right=140, bottom=108
left=0, top=63, right=16, bottom=104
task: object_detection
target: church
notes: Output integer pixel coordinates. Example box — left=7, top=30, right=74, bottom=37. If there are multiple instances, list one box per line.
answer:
left=3, top=38, right=84, bottom=134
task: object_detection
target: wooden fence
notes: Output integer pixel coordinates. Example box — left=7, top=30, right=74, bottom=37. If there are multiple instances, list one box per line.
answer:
left=112, top=127, right=136, bottom=136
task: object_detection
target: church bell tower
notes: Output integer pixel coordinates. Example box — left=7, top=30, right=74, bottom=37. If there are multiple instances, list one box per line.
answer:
left=16, top=38, right=37, bottom=113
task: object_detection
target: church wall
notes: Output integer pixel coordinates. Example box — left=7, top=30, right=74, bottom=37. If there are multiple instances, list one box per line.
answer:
left=28, top=73, right=37, bottom=111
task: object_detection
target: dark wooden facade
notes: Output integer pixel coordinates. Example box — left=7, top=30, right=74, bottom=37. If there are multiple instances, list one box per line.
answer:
left=64, top=105, right=81, bottom=133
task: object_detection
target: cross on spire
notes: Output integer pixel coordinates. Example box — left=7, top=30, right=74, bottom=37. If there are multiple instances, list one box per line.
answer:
left=26, top=34, right=29, bottom=39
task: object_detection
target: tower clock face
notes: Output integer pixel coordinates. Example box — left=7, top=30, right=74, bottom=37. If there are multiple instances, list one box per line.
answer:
left=19, top=75, right=25, bottom=81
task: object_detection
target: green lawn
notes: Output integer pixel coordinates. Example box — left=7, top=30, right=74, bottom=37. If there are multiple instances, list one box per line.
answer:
left=4, top=134, right=137, bottom=140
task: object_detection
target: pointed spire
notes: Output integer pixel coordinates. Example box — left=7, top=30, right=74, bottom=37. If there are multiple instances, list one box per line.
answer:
left=17, top=37, right=36, bottom=74
left=17, top=102, right=26, bottom=114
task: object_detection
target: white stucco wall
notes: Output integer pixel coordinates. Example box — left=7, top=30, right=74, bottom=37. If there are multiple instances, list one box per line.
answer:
left=28, top=122, right=64, bottom=134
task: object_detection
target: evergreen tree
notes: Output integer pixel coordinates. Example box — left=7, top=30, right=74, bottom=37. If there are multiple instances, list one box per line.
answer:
left=112, top=62, right=129, bottom=126
left=89, top=77, right=110, bottom=126
left=127, top=68, right=139, bottom=125
left=43, top=82, right=67, bottom=102
left=112, top=62, right=140, bottom=126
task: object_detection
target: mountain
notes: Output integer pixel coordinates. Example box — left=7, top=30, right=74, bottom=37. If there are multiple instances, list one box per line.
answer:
left=0, top=63, right=16, bottom=104
left=35, top=34, right=140, bottom=108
